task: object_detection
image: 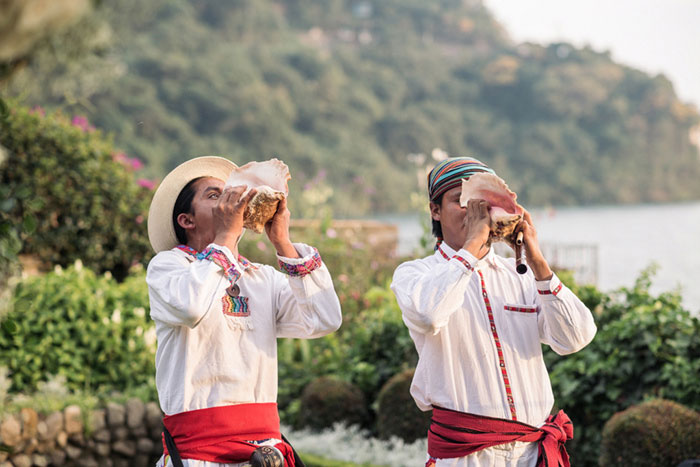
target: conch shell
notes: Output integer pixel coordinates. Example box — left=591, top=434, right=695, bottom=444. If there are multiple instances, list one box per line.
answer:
left=460, top=173, right=523, bottom=244
left=225, top=158, right=291, bottom=234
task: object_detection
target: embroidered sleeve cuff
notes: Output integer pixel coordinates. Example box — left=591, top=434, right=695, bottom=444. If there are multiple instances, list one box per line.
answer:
left=277, top=243, right=323, bottom=277
left=200, top=244, right=242, bottom=283
left=451, top=249, right=478, bottom=272
left=536, top=273, right=563, bottom=298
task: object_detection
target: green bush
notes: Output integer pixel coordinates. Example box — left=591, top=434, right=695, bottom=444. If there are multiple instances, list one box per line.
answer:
left=0, top=98, right=152, bottom=281
left=545, top=268, right=700, bottom=466
left=375, top=368, right=431, bottom=442
left=342, top=284, right=417, bottom=405
left=277, top=280, right=417, bottom=431
left=0, top=262, right=155, bottom=397
left=298, top=376, right=367, bottom=430
left=600, top=399, right=700, bottom=467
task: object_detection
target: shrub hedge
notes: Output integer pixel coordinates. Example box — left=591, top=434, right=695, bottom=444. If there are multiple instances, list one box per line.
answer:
left=600, top=399, right=700, bottom=467
left=0, top=262, right=155, bottom=397
left=0, top=98, right=152, bottom=281
left=375, top=368, right=431, bottom=442
left=298, top=376, right=367, bottom=430
left=545, top=268, right=700, bottom=466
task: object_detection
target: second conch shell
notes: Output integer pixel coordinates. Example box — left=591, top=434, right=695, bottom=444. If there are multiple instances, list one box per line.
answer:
left=460, top=172, right=524, bottom=244
left=225, top=158, right=291, bottom=234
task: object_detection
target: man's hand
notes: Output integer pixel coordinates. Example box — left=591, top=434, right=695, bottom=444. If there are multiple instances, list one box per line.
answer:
left=213, top=185, right=256, bottom=250
left=513, top=209, right=553, bottom=281
left=463, top=199, right=491, bottom=258
left=265, top=197, right=299, bottom=258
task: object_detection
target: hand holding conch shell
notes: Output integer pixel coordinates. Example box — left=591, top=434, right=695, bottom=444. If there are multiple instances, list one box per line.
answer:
left=462, top=199, right=492, bottom=258
left=264, top=197, right=299, bottom=258
left=225, top=158, right=291, bottom=234
left=459, top=173, right=552, bottom=278
left=212, top=185, right=257, bottom=249
left=459, top=173, right=523, bottom=245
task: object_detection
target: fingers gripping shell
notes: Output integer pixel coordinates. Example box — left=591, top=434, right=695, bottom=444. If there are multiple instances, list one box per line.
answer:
left=225, top=158, right=291, bottom=234
left=459, top=173, right=524, bottom=244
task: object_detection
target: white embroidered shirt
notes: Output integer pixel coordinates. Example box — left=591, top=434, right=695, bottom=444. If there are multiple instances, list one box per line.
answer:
left=146, top=242, right=342, bottom=467
left=391, top=243, right=596, bottom=466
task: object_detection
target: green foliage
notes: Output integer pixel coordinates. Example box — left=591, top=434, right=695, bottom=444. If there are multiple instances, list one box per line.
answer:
left=277, top=279, right=417, bottom=432
left=545, top=268, right=700, bottom=466
left=298, top=376, right=368, bottom=430
left=6, top=0, right=700, bottom=216
left=298, top=452, right=381, bottom=467
left=341, top=284, right=417, bottom=404
left=0, top=263, right=156, bottom=397
left=375, top=368, right=430, bottom=442
left=0, top=99, right=152, bottom=280
left=239, top=221, right=399, bottom=315
left=600, top=399, right=700, bottom=467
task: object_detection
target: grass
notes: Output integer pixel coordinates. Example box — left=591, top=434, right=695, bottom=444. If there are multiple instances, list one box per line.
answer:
left=300, top=451, right=384, bottom=467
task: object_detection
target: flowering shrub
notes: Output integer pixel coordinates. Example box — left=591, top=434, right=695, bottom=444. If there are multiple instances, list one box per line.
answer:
left=0, top=262, right=155, bottom=397
left=0, top=98, right=153, bottom=281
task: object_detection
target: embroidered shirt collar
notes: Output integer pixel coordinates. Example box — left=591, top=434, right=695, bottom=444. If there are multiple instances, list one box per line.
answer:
left=174, top=245, right=259, bottom=271
left=436, top=242, right=499, bottom=269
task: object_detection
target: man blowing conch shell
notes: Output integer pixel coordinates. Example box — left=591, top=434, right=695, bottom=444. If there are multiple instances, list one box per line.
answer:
left=146, top=156, right=342, bottom=467
left=390, top=157, right=596, bottom=467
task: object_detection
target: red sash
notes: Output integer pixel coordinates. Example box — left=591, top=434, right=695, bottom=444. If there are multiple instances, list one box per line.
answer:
left=162, top=403, right=295, bottom=466
left=428, top=406, right=573, bottom=467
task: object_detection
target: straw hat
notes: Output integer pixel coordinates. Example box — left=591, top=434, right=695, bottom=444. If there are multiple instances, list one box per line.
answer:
left=147, top=156, right=237, bottom=253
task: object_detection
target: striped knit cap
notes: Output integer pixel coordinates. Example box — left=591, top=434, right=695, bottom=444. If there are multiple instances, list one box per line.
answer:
left=428, top=157, right=495, bottom=202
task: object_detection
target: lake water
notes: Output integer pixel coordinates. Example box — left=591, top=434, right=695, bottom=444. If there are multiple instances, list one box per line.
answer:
left=373, top=201, right=700, bottom=313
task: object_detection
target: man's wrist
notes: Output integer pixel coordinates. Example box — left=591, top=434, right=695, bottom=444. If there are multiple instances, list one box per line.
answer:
left=464, top=237, right=487, bottom=258
left=273, top=239, right=298, bottom=258
left=213, top=232, right=240, bottom=250
left=530, top=257, right=553, bottom=281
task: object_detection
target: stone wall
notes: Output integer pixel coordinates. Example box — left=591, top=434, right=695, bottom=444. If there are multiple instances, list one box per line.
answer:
left=0, top=400, right=164, bottom=467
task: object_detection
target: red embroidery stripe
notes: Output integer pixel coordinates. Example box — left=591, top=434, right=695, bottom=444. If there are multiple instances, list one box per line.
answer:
left=478, top=270, right=518, bottom=421
left=453, top=255, right=473, bottom=271
left=437, top=247, right=473, bottom=270
left=504, top=305, right=537, bottom=313
left=538, top=283, right=563, bottom=296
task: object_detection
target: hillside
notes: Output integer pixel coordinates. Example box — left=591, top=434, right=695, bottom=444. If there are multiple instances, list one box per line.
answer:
left=4, top=0, right=700, bottom=215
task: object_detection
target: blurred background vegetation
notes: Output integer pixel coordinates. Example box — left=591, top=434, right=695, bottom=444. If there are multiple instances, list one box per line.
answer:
left=2, top=0, right=700, bottom=216
left=2, top=1, right=700, bottom=466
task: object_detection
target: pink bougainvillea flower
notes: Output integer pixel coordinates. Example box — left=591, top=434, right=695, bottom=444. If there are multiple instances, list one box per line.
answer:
left=135, top=215, right=144, bottom=224
left=130, top=157, right=144, bottom=170
left=71, top=115, right=93, bottom=132
left=137, top=178, right=156, bottom=190
left=30, top=106, right=45, bottom=116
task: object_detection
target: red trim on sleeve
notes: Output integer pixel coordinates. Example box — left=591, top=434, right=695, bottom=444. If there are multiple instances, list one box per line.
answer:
left=538, top=282, right=562, bottom=296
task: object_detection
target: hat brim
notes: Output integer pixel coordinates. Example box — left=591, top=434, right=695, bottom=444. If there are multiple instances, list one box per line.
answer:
left=147, top=156, right=238, bottom=253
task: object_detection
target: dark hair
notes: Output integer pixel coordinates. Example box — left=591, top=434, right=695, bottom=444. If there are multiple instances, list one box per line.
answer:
left=431, top=193, right=444, bottom=239
left=173, top=177, right=203, bottom=245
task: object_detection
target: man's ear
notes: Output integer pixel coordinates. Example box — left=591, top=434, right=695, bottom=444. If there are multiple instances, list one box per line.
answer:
left=429, top=202, right=440, bottom=222
left=176, top=213, right=195, bottom=231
